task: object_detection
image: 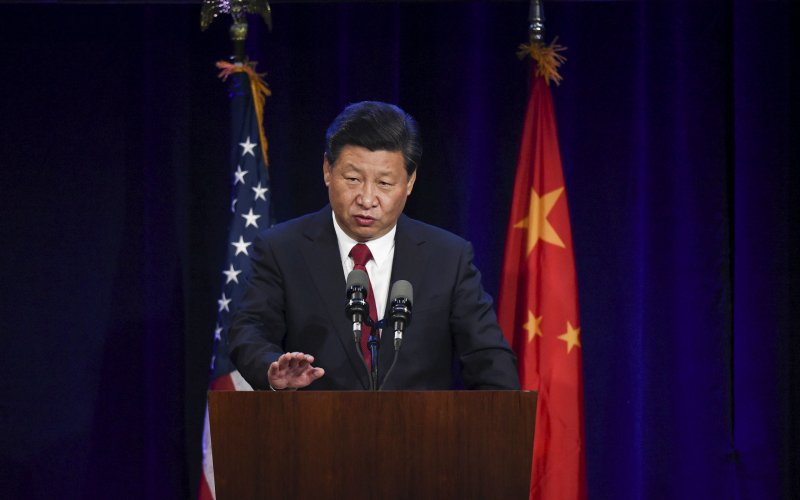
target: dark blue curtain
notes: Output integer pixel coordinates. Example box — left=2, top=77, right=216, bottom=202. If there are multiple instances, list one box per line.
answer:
left=0, top=2, right=796, bottom=499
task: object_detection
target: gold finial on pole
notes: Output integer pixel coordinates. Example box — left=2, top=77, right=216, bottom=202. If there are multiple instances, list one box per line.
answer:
left=201, top=0, right=273, bottom=63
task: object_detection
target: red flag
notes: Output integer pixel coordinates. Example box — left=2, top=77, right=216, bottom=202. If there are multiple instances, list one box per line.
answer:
left=497, top=49, right=586, bottom=500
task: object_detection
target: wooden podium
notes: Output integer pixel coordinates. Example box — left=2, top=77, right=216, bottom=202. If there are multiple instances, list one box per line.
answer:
left=208, top=390, right=536, bottom=499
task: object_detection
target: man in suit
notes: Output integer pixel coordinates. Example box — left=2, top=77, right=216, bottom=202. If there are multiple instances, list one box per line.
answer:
left=229, top=101, right=519, bottom=391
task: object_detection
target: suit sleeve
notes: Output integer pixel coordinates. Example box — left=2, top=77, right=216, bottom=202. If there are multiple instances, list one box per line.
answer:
left=450, top=241, right=521, bottom=390
left=228, top=233, right=285, bottom=390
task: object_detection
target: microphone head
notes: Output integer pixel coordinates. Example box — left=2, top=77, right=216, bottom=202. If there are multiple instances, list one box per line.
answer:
left=346, top=269, right=370, bottom=297
left=345, top=269, right=369, bottom=323
left=389, top=280, right=413, bottom=305
left=389, top=280, right=412, bottom=330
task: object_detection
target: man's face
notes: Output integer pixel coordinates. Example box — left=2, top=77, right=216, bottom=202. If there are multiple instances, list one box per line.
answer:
left=323, top=145, right=416, bottom=242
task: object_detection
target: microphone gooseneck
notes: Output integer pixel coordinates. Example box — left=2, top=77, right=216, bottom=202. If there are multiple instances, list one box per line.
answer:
left=379, top=280, right=413, bottom=391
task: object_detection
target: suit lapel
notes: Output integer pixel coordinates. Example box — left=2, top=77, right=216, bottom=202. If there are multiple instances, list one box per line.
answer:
left=379, top=214, right=427, bottom=383
left=300, top=206, right=370, bottom=389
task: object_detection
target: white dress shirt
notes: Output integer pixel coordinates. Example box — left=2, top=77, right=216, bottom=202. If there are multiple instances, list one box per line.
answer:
left=332, top=211, right=396, bottom=320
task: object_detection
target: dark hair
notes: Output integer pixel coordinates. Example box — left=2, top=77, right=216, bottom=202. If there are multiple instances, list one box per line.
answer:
left=324, top=101, right=422, bottom=176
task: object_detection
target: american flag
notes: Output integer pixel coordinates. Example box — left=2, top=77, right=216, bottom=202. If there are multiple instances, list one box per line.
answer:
left=199, top=62, right=271, bottom=500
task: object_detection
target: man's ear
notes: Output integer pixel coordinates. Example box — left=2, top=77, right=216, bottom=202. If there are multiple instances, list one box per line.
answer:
left=323, top=154, right=332, bottom=187
left=406, top=170, right=417, bottom=196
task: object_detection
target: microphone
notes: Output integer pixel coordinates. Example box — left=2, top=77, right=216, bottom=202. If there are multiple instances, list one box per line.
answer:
left=345, top=269, right=370, bottom=346
left=345, top=269, right=370, bottom=323
left=378, top=280, right=413, bottom=391
left=388, top=280, right=413, bottom=350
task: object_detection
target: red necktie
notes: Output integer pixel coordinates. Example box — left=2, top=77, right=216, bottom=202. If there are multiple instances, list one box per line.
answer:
left=349, top=243, right=377, bottom=367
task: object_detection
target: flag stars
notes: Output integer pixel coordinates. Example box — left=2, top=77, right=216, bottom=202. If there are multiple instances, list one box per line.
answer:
left=223, top=264, right=242, bottom=284
left=514, top=186, right=566, bottom=254
left=214, top=324, right=223, bottom=341
left=252, top=182, right=269, bottom=201
left=234, top=165, right=249, bottom=185
left=523, top=311, right=544, bottom=342
left=218, top=292, right=232, bottom=313
left=241, top=208, right=261, bottom=228
left=558, top=321, right=581, bottom=354
left=231, top=236, right=252, bottom=256
left=239, top=136, right=257, bottom=157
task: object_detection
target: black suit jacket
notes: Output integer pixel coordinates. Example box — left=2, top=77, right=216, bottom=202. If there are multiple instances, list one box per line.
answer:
left=229, top=206, right=519, bottom=391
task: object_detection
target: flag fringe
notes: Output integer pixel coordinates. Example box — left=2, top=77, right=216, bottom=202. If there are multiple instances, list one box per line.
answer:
left=517, top=38, right=567, bottom=86
left=216, top=60, right=272, bottom=167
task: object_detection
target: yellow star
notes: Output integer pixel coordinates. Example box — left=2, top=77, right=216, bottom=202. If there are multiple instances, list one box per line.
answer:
left=558, top=321, right=581, bottom=354
left=523, top=311, right=543, bottom=342
left=513, top=187, right=566, bottom=254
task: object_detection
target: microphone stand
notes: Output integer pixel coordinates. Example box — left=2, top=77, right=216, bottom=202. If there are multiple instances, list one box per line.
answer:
left=378, top=329, right=401, bottom=391
left=367, top=320, right=382, bottom=391
left=378, top=293, right=411, bottom=390
left=352, top=319, right=368, bottom=376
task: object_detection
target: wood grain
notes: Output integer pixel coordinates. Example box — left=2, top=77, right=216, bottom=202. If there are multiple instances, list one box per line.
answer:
left=209, top=391, right=536, bottom=500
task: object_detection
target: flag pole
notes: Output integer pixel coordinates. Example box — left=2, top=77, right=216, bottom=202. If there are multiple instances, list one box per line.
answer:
left=528, top=0, right=545, bottom=45
left=230, top=15, right=248, bottom=64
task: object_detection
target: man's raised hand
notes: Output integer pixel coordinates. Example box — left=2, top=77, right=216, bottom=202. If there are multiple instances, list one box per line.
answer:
left=267, top=352, right=325, bottom=390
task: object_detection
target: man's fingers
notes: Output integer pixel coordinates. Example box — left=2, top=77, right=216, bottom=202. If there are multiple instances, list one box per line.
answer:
left=277, top=352, right=315, bottom=370
left=270, top=352, right=324, bottom=388
left=287, top=355, right=308, bottom=371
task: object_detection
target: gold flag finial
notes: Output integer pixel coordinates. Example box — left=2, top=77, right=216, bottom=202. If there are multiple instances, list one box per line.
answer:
left=201, top=0, right=273, bottom=62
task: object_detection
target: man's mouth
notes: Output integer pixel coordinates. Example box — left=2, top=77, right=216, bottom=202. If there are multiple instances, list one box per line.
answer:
left=354, top=214, right=375, bottom=226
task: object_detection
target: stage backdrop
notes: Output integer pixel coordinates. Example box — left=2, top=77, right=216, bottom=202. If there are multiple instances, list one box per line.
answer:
left=0, top=1, right=797, bottom=498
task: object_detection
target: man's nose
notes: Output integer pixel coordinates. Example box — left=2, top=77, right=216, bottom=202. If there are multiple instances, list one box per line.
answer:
left=358, top=183, right=377, bottom=207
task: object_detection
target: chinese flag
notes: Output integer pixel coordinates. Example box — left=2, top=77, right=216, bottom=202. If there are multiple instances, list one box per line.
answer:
left=497, top=67, right=586, bottom=500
